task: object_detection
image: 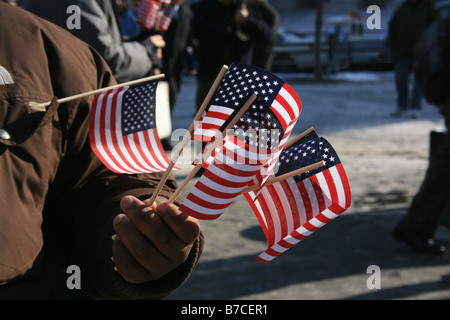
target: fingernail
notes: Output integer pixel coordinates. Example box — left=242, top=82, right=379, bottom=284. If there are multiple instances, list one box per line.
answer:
left=155, top=202, right=169, bottom=214
left=121, top=195, right=134, bottom=209
left=113, top=214, right=126, bottom=228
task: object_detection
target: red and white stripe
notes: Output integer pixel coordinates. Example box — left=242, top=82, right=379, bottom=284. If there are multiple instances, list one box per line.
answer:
left=245, top=162, right=351, bottom=262
left=269, top=83, right=302, bottom=132
left=191, top=105, right=235, bottom=143
left=179, top=136, right=267, bottom=220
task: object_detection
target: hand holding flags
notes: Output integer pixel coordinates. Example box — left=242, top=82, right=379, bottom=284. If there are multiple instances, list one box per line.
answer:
left=75, top=62, right=351, bottom=263
left=168, top=64, right=351, bottom=263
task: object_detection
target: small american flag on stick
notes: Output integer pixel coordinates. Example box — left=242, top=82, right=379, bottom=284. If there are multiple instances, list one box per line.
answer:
left=89, top=79, right=172, bottom=174
left=159, top=3, right=178, bottom=32
left=244, top=133, right=352, bottom=262
left=136, top=0, right=159, bottom=31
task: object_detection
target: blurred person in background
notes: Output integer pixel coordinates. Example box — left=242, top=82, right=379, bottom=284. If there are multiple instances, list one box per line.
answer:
left=393, top=16, right=450, bottom=255
left=22, top=0, right=166, bottom=82
left=246, top=0, right=279, bottom=70
left=191, top=0, right=273, bottom=110
left=388, top=0, right=440, bottom=118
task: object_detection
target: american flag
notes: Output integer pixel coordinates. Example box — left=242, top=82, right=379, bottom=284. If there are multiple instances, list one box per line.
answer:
left=192, top=63, right=301, bottom=145
left=89, top=80, right=172, bottom=174
left=233, top=102, right=284, bottom=153
left=244, top=136, right=352, bottom=262
left=159, top=3, right=178, bottom=32
left=136, top=0, right=159, bottom=31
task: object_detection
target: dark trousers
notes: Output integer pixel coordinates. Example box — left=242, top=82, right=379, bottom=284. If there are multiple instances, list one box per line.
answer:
left=196, top=77, right=215, bottom=111
left=394, top=58, right=422, bottom=110
left=402, top=123, right=450, bottom=239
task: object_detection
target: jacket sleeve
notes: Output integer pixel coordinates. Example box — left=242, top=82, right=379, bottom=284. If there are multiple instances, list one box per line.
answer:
left=74, top=0, right=154, bottom=82
left=240, top=14, right=273, bottom=42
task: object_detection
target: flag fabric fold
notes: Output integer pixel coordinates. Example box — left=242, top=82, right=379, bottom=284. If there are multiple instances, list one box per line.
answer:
left=179, top=148, right=264, bottom=220
left=89, top=79, right=172, bottom=174
left=244, top=134, right=352, bottom=262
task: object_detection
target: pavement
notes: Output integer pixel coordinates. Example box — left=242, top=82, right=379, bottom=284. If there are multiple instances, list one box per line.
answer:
left=163, top=71, right=450, bottom=300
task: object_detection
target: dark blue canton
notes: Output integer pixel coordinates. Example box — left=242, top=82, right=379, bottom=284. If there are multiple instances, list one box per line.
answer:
left=122, top=80, right=158, bottom=135
left=213, top=63, right=285, bottom=109
left=212, top=63, right=287, bottom=151
left=232, top=102, right=284, bottom=151
left=275, top=137, right=341, bottom=182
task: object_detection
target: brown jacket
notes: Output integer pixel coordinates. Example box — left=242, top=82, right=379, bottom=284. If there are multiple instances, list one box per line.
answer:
left=0, top=4, right=203, bottom=299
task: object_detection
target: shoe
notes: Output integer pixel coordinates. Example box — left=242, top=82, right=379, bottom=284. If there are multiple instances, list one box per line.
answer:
left=408, top=110, right=420, bottom=119
left=391, top=108, right=407, bottom=117
left=392, top=223, right=446, bottom=254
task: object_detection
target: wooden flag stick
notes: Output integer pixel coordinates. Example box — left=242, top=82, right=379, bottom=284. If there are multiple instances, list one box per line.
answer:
left=167, top=94, right=257, bottom=204
left=283, top=127, right=316, bottom=150
left=240, top=160, right=326, bottom=195
left=167, top=65, right=229, bottom=164
left=238, top=127, right=318, bottom=195
left=32, top=74, right=166, bottom=109
left=146, top=66, right=229, bottom=206
left=188, top=65, right=229, bottom=135
left=166, top=134, right=224, bottom=204
left=237, top=128, right=321, bottom=196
